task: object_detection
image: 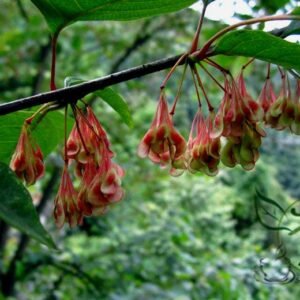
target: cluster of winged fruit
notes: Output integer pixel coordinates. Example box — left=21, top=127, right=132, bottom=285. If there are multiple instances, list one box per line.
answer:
left=10, top=106, right=124, bottom=227
left=138, top=70, right=300, bottom=176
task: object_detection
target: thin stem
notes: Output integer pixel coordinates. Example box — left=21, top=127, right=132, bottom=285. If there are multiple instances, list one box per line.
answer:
left=198, top=62, right=226, bottom=92
left=79, top=99, right=88, bottom=106
left=64, top=105, right=68, bottom=164
left=242, top=58, right=255, bottom=70
left=74, top=105, right=100, bottom=139
left=74, top=105, right=108, bottom=154
left=189, top=2, right=208, bottom=53
left=50, top=34, right=58, bottom=91
left=278, top=67, right=288, bottom=96
left=278, top=66, right=285, bottom=78
left=160, top=53, right=188, bottom=90
left=26, top=103, right=61, bottom=134
left=25, top=102, right=53, bottom=125
left=194, top=14, right=300, bottom=59
left=287, top=73, right=291, bottom=98
left=266, top=63, right=271, bottom=79
left=193, top=65, right=214, bottom=111
left=170, top=62, right=188, bottom=115
left=204, top=58, right=229, bottom=75
left=190, top=64, right=202, bottom=107
left=71, top=105, right=90, bottom=155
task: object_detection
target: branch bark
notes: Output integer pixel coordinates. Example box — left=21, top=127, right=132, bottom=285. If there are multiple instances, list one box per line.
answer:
left=0, top=54, right=183, bottom=116
left=0, top=24, right=295, bottom=116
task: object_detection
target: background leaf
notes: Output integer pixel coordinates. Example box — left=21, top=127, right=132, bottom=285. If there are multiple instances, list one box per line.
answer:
left=213, top=30, right=300, bottom=72
left=257, top=0, right=290, bottom=13
left=291, top=7, right=300, bottom=15
left=30, top=0, right=198, bottom=34
left=0, top=110, right=66, bottom=164
left=94, top=88, right=133, bottom=127
left=0, top=162, right=56, bottom=249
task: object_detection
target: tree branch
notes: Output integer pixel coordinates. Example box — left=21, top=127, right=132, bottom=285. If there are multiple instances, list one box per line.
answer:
left=0, top=54, right=183, bottom=116
left=0, top=23, right=295, bottom=116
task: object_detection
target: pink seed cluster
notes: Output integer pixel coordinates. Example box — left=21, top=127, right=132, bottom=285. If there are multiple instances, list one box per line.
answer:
left=138, top=70, right=300, bottom=176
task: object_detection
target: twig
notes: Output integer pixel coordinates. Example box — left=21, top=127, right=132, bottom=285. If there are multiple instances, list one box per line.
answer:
left=0, top=22, right=297, bottom=116
left=0, top=54, right=183, bottom=116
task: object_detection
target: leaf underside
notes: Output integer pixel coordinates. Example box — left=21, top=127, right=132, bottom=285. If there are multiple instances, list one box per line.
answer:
left=94, top=88, right=133, bottom=127
left=213, top=29, right=300, bottom=72
left=30, top=0, right=197, bottom=34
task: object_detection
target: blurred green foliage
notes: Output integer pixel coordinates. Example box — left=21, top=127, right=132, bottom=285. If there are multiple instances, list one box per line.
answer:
left=1, top=0, right=300, bottom=299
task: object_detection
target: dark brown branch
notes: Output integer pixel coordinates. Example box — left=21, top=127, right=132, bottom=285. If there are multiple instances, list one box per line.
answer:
left=0, top=54, right=183, bottom=116
left=0, top=24, right=295, bottom=116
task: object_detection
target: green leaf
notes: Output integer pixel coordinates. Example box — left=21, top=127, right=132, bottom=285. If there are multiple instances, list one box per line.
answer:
left=291, top=7, right=300, bottom=16
left=95, top=88, right=133, bottom=127
left=64, top=76, right=84, bottom=87
left=0, top=110, right=66, bottom=164
left=31, top=0, right=197, bottom=34
left=0, top=163, right=56, bottom=249
left=213, top=30, right=300, bottom=72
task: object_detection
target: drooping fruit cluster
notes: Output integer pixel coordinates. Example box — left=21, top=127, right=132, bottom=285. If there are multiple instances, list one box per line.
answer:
left=138, top=63, right=300, bottom=176
left=10, top=122, right=44, bottom=185
left=55, top=106, right=125, bottom=228
left=262, top=72, right=300, bottom=133
left=186, top=109, right=221, bottom=176
left=10, top=105, right=125, bottom=228
left=137, top=93, right=186, bottom=176
left=213, top=73, right=266, bottom=171
left=10, top=59, right=299, bottom=227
